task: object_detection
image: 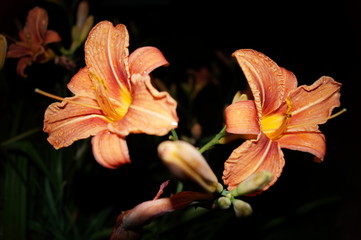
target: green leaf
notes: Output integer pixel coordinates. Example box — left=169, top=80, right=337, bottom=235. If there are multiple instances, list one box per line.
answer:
left=3, top=155, right=27, bottom=240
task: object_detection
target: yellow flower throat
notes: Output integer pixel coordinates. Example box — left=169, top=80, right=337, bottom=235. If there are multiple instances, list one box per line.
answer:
left=90, top=73, right=132, bottom=122
left=261, top=98, right=292, bottom=140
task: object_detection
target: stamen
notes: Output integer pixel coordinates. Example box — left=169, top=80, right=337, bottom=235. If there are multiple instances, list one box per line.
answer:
left=89, top=73, right=125, bottom=121
left=35, top=88, right=65, bottom=101
left=286, top=108, right=347, bottom=129
left=328, top=108, right=347, bottom=119
left=35, top=88, right=101, bottom=110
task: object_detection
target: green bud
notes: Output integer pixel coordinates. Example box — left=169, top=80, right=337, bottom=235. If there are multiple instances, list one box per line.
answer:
left=69, top=1, right=94, bottom=54
left=231, top=170, right=273, bottom=196
left=232, top=91, right=248, bottom=103
left=232, top=199, right=252, bottom=217
left=217, top=197, right=232, bottom=209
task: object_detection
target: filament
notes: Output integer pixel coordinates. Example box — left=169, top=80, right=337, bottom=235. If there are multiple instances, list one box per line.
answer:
left=286, top=108, right=347, bottom=130
left=35, top=88, right=101, bottom=110
left=328, top=108, right=347, bottom=119
left=262, top=108, right=347, bottom=133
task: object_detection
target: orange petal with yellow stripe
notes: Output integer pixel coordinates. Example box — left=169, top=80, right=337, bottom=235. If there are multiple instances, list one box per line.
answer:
left=110, top=74, right=178, bottom=136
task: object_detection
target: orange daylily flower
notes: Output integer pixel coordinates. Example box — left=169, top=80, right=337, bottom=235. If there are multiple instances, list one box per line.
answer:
left=7, top=7, right=61, bottom=77
left=223, top=49, right=342, bottom=192
left=41, top=21, right=178, bottom=168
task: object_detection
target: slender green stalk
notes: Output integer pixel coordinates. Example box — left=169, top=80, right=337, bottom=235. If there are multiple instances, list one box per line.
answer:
left=170, top=129, right=179, bottom=141
left=3, top=155, right=27, bottom=240
left=0, top=127, right=40, bottom=147
left=199, top=125, right=226, bottom=154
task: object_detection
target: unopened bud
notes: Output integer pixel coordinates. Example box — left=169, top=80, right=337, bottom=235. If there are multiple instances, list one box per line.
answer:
left=76, top=0, right=90, bottom=28
left=232, top=199, right=252, bottom=217
left=216, top=183, right=224, bottom=193
left=70, top=0, right=94, bottom=54
left=231, top=170, right=273, bottom=196
left=158, top=140, right=219, bottom=193
left=217, top=197, right=231, bottom=209
left=232, top=91, right=248, bottom=103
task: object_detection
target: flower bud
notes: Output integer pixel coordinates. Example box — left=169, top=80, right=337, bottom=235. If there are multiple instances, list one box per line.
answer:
left=217, top=196, right=231, bottom=209
left=232, top=91, right=248, bottom=103
left=0, top=34, right=7, bottom=70
left=76, top=0, right=90, bottom=28
left=231, top=170, right=273, bottom=196
left=70, top=0, right=94, bottom=54
left=232, top=199, right=252, bottom=217
left=216, top=182, right=224, bottom=193
left=158, top=140, right=219, bottom=193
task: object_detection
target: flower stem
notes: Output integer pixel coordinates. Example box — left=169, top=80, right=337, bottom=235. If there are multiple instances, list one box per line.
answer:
left=170, top=129, right=179, bottom=141
left=199, top=125, right=226, bottom=154
left=0, top=128, right=41, bottom=147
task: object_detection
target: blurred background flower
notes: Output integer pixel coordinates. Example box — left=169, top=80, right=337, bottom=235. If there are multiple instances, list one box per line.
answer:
left=6, top=7, right=61, bottom=77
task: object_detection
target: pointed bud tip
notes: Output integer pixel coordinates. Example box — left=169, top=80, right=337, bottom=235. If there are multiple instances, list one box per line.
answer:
left=232, top=91, right=248, bottom=103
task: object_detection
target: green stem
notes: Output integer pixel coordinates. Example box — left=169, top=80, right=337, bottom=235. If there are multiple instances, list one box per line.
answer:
left=171, top=129, right=179, bottom=141
left=1, top=128, right=41, bottom=147
left=199, top=125, right=226, bottom=154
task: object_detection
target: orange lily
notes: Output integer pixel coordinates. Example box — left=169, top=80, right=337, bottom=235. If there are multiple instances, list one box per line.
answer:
left=7, top=7, right=61, bottom=77
left=41, top=21, right=178, bottom=168
left=223, top=49, right=342, bottom=192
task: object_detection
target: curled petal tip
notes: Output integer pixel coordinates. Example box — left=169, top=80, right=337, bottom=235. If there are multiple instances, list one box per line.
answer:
left=129, top=46, right=169, bottom=76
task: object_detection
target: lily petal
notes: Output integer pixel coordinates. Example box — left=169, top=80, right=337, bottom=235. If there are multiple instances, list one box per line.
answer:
left=223, top=134, right=284, bottom=191
left=85, top=21, right=131, bottom=99
left=225, top=100, right=260, bottom=135
left=279, top=131, right=326, bottom=162
left=44, top=30, right=61, bottom=45
left=110, top=74, right=178, bottom=136
left=232, top=49, right=298, bottom=116
left=67, top=67, right=96, bottom=98
left=16, top=57, right=32, bottom=77
left=24, top=7, right=48, bottom=46
left=91, top=130, right=130, bottom=168
left=287, top=76, right=342, bottom=132
left=44, top=96, right=108, bottom=149
left=7, top=43, right=32, bottom=58
left=129, top=46, right=169, bottom=76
